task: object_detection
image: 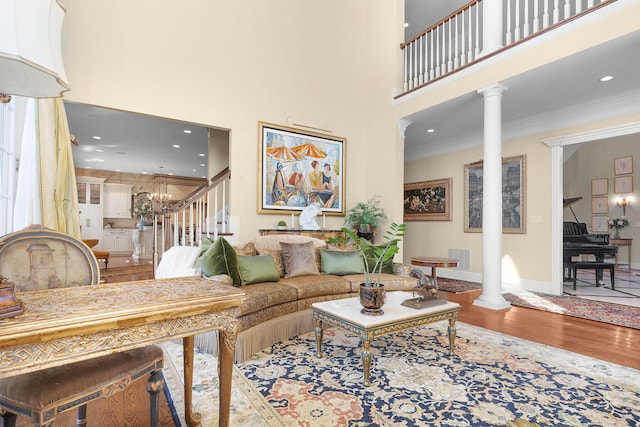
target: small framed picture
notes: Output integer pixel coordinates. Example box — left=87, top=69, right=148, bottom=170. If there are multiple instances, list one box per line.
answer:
left=614, top=156, right=633, bottom=175
left=591, top=197, right=608, bottom=214
left=591, top=178, right=608, bottom=196
left=592, top=216, right=609, bottom=233
left=614, top=176, right=633, bottom=194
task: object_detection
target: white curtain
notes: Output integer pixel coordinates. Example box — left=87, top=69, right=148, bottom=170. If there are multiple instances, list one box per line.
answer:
left=12, top=98, right=81, bottom=238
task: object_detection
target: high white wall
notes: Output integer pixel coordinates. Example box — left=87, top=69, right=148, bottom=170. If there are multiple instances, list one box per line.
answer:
left=59, top=0, right=404, bottom=242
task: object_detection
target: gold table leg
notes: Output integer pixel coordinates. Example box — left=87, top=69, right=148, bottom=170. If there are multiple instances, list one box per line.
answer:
left=218, top=325, right=236, bottom=427
left=183, top=336, right=202, bottom=426
left=447, top=317, right=457, bottom=355
left=315, top=319, right=324, bottom=357
left=362, top=340, right=372, bottom=386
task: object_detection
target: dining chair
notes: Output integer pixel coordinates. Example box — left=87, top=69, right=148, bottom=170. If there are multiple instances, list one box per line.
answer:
left=0, top=225, right=164, bottom=427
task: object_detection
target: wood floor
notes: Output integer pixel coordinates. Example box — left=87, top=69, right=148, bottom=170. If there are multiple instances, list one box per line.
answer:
left=16, top=262, right=640, bottom=426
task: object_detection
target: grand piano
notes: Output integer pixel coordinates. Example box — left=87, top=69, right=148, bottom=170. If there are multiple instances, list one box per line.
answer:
left=563, top=197, right=618, bottom=284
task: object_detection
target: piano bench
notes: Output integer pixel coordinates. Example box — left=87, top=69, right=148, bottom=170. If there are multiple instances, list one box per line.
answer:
left=571, top=262, right=615, bottom=290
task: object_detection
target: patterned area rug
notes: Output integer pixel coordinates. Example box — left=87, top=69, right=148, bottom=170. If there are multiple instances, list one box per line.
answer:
left=504, top=290, right=640, bottom=330
left=161, top=341, right=285, bottom=426
left=437, top=277, right=483, bottom=293
left=237, top=323, right=640, bottom=426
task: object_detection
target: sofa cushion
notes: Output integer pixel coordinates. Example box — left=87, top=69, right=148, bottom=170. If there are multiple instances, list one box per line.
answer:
left=237, top=255, right=280, bottom=285
left=257, top=248, right=285, bottom=277
left=343, top=273, right=417, bottom=292
left=199, top=237, right=242, bottom=286
left=235, top=282, right=299, bottom=316
left=279, top=274, right=351, bottom=299
left=234, top=240, right=257, bottom=256
left=320, top=249, right=364, bottom=275
left=280, top=241, right=320, bottom=278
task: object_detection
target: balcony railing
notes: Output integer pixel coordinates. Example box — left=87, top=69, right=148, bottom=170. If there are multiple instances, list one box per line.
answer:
left=398, top=0, right=614, bottom=97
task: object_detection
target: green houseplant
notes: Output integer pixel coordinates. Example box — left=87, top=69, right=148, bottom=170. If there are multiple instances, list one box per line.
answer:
left=277, top=220, right=287, bottom=230
left=343, top=222, right=406, bottom=315
left=344, top=195, right=387, bottom=241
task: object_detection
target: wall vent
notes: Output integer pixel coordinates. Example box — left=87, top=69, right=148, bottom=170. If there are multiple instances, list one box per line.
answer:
left=448, top=248, right=471, bottom=271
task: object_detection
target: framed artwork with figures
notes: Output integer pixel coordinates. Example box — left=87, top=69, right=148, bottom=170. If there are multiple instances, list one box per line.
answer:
left=258, top=122, right=345, bottom=215
left=614, top=176, right=633, bottom=194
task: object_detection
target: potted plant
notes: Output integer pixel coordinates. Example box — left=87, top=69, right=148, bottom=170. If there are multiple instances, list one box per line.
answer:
left=344, top=196, right=387, bottom=241
left=277, top=220, right=287, bottom=230
left=343, top=222, right=406, bottom=315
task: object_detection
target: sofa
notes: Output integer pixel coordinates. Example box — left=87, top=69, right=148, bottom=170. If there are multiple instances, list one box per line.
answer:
left=156, top=234, right=418, bottom=362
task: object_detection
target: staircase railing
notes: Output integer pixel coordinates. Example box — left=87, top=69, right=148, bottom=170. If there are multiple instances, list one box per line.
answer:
left=398, top=0, right=614, bottom=97
left=152, top=167, right=230, bottom=269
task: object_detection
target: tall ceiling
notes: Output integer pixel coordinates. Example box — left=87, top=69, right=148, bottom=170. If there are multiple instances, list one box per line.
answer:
left=67, top=1, right=640, bottom=175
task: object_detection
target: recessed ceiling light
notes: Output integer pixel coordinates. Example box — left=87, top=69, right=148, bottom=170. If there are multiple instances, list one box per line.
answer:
left=201, top=176, right=206, bottom=179
left=427, top=129, right=435, bottom=133
left=142, top=172, right=148, bottom=175
left=92, top=136, right=101, bottom=140
left=404, top=22, right=409, bottom=28
left=96, top=149, right=103, bottom=153
left=115, top=169, right=120, bottom=172
left=600, top=75, right=614, bottom=82
left=192, top=169, right=197, bottom=172
left=199, top=153, right=205, bottom=157
left=183, top=129, right=192, bottom=134
left=200, top=163, right=205, bottom=167
left=168, top=172, right=174, bottom=176
left=173, top=144, right=180, bottom=148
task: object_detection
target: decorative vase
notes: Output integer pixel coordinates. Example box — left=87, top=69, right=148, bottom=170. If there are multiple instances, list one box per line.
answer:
left=137, top=216, right=145, bottom=231
left=358, top=284, right=386, bottom=315
left=613, top=229, right=620, bottom=239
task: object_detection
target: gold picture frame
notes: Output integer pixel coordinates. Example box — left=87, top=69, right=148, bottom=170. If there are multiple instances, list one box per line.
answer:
left=258, top=122, right=346, bottom=215
left=403, top=178, right=452, bottom=221
left=591, top=178, right=608, bottom=196
left=614, top=175, right=633, bottom=194
left=591, top=197, right=608, bottom=214
left=614, top=156, right=633, bottom=175
left=464, top=155, right=526, bottom=234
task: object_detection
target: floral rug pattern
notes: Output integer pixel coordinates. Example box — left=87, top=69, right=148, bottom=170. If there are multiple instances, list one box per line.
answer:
left=436, top=278, right=483, bottom=293
left=504, top=290, right=640, bottom=330
left=237, top=323, right=640, bottom=426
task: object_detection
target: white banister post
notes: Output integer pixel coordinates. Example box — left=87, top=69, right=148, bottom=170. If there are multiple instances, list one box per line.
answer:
left=473, top=83, right=511, bottom=311
left=481, top=0, right=503, bottom=56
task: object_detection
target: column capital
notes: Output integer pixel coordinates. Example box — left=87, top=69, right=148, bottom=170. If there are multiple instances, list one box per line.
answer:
left=397, top=119, right=412, bottom=139
left=477, top=83, right=508, bottom=97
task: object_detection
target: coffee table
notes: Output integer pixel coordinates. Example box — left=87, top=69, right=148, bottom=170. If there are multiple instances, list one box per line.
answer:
left=312, top=291, right=461, bottom=386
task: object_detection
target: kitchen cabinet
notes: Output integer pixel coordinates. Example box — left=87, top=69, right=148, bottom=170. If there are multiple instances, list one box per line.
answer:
left=77, top=177, right=105, bottom=247
left=104, top=183, right=132, bottom=218
left=103, top=229, right=133, bottom=254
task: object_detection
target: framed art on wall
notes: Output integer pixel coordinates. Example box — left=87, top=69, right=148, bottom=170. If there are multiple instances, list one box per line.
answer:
left=591, top=178, right=608, bottom=196
left=614, top=156, right=633, bottom=175
left=614, top=175, right=633, bottom=194
left=258, top=121, right=346, bottom=214
left=592, top=216, right=609, bottom=233
left=403, top=178, right=452, bottom=221
left=463, top=155, right=526, bottom=234
left=591, top=197, right=608, bottom=214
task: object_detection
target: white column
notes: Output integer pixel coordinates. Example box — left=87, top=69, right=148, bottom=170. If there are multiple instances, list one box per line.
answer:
left=481, top=0, right=504, bottom=56
left=474, top=83, right=511, bottom=310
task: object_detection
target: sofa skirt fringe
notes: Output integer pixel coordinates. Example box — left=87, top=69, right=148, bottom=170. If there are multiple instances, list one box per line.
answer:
left=192, top=309, right=315, bottom=363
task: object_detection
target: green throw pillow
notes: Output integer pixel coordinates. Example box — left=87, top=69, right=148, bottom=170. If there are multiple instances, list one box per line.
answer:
left=362, top=243, right=395, bottom=274
left=236, top=255, right=280, bottom=285
left=199, top=236, right=242, bottom=286
left=320, top=249, right=364, bottom=275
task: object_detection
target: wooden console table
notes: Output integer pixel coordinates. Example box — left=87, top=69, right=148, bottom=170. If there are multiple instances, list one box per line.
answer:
left=411, top=256, right=459, bottom=279
left=0, top=277, right=245, bottom=427
left=259, top=228, right=345, bottom=241
left=610, top=238, right=632, bottom=271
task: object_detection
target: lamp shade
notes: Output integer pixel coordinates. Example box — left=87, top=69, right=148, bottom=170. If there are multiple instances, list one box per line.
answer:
left=0, top=0, right=70, bottom=98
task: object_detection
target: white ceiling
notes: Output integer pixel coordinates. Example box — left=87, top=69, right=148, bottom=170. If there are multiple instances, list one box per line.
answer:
left=67, top=1, right=640, bottom=175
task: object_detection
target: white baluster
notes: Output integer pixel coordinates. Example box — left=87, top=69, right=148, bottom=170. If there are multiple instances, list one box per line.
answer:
left=564, top=0, right=572, bottom=19
left=575, top=0, right=583, bottom=13
left=468, top=7, right=474, bottom=62
left=454, top=15, right=459, bottom=69
left=429, top=31, right=435, bottom=80
left=524, top=0, right=530, bottom=37
left=506, top=0, right=513, bottom=45
left=474, top=6, right=480, bottom=58
left=222, top=179, right=227, bottom=233
left=413, top=40, right=418, bottom=88
left=403, top=48, right=408, bottom=92
left=436, top=25, right=441, bottom=77
left=543, top=0, right=550, bottom=27
left=587, top=0, right=594, bottom=8
left=447, top=19, right=453, bottom=73
left=533, top=0, right=540, bottom=33
left=460, top=9, right=467, bottom=65
left=515, top=0, right=521, bottom=41
left=553, top=0, right=560, bottom=24
left=424, top=33, right=430, bottom=82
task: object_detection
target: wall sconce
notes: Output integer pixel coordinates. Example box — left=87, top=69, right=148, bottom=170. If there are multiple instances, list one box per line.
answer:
left=617, top=198, right=631, bottom=216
